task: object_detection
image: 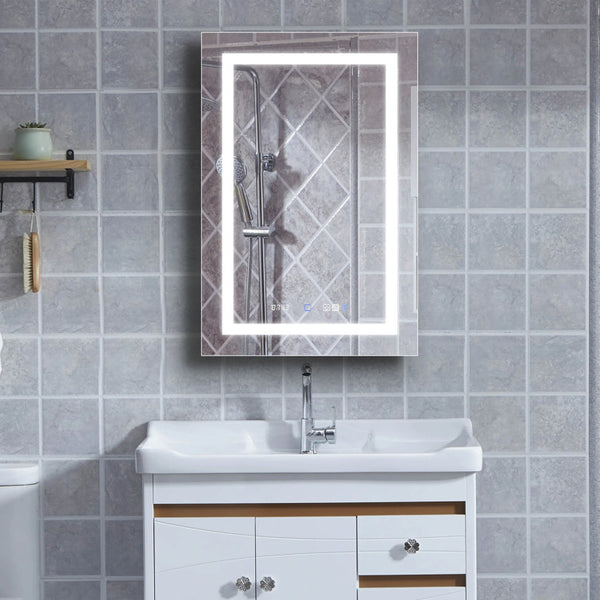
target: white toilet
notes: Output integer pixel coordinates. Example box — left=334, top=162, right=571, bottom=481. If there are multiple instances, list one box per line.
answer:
left=0, top=463, right=40, bottom=600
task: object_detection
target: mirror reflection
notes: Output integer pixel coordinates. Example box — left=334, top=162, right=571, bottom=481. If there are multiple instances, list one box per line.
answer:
left=201, top=33, right=418, bottom=356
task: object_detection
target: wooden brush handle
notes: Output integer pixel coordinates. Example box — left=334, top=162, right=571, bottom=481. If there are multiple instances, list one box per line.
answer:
left=31, top=232, right=40, bottom=293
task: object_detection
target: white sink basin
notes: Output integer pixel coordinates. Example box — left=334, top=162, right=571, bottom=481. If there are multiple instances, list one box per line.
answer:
left=135, top=418, right=482, bottom=474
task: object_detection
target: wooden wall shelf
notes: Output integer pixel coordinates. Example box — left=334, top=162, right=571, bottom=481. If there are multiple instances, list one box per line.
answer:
left=0, top=159, right=91, bottom=173
left=0, top=150, right=90, bottom=209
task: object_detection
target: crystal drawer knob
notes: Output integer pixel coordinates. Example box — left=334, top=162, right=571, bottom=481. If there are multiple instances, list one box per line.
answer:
left=404, top=538, right=420, bottom=553
left=236, top=576, right=251, bottom=591
left=260, top=576, right=276, bottom=592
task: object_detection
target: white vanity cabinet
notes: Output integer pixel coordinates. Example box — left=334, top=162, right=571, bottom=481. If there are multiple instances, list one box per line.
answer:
left=153, top=516, right=356, bottom=600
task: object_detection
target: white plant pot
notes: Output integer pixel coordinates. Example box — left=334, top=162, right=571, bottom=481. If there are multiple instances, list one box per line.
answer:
left=12, top=128, right=53, bottom=160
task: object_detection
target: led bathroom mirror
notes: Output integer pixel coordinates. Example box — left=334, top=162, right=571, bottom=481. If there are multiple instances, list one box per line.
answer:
left=200, top=32, right=418, bottom=356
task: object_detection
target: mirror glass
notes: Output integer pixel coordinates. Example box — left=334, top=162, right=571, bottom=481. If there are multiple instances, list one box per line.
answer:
left=201, top=32, right=418, bottom=356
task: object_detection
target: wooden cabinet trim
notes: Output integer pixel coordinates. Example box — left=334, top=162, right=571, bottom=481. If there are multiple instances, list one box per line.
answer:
left=154, top=502, right=465, bottom=518
left=359, top=575, right=466, bottom=588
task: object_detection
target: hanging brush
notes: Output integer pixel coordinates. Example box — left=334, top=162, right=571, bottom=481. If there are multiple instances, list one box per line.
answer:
left=23, top=183, right=40, bottom=294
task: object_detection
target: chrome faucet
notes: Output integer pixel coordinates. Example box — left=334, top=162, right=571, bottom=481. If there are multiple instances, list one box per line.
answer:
left=300, top=363, right=336, bottom=454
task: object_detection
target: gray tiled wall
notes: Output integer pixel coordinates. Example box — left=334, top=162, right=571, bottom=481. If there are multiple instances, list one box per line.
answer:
left=0, top=1, right=590, bottom=599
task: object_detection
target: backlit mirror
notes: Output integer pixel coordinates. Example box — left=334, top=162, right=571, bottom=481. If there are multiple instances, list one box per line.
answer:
left=201, top=32, right=418, bottom=356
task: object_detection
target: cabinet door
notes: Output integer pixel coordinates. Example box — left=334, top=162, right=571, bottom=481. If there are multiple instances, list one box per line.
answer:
left=256, top=516, right=356, bottom=600
left=154, top=517, right=255, bottom=600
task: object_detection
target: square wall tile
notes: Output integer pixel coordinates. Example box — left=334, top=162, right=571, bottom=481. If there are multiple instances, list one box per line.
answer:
left=43, top=398, right=99, bottom=455
left=469, top=152, right=526, bottom=209
left=222, top=0, right=281, bottom=27
left=164, top=215, right=202, bottom=273
left=470, top=92, right=526, bottom=147
left=101, top=0, right=158, bottom=27
left=163, top=31, right=203, bottom=89
left=529, top=214, right=587, bottom=270
left=284, top=0, right=342, bottom=26
left=346, top=0, right=403, bottom=27
left=530, top=151, right=587, bottom=208
left=39, top=33, right=96, bottom=90
left=469, top=396, right=526, bottom=452
left=225, top=397, right=283, bottom=420
left=531, top=0, right=587, bottom=23
left=39, top=94, right=97, bottom=150
left=469, top=335, right=526, bottom=393
left=406, top=336, right=464, bottom=393
left=42, top=216, right=99, bottom=274
left=477, top=457, right=526, bottom=514
left=103, top=276, right=162, bottom=333
left=530, top=457, right=587, bottom=513
left=0, top=33, right=35, bottom=89
left=419, top=152, right=465, bottom=208
left=164, top=397, right=221, bottom=420
left=419, top=91, right=466, bottom=147
left=0, top=278, right=39, bottom=333
left=39, top=0, right=97, bottom=28
left=531, top=29, right=587, bottom=85
left=102, top=216, right=160, bottom=273
left=103, top=397, right=160, bottom=455
left=470, top=30, right=526, bottom=85
left=347, top=396, right=404, bottom=419
left=103, top=338, right=161, bottom=395
left=42, top=277, right=100, bottom=334
left=45, top=581, right=101, bottom=600
left=419, top=274, right=465, bottom=331
left=162, top=0, right=219, bottom=27
left=42, top=338, right=99, bottom=396
left=478, top=579, right=527, bottom=600
left=529, top=274, right=586, bottom=331
left=0, top=0, right=35, bottom=28
left=477, top=517, right=527, bottom=573
left=104, top=459, right=142, bottom=516
left=345, top=357, right=404, bottom=392
left=469, top=214, right=526, bottom=270
left=530, top=517, right=587, bottom=573
left=165, top=338, right=221, bottom=394
left=469, top=274, right=526, bottom=331
left=530, top=91, right=587, bottom=147
left=101, top=93, right=158, bottom=150
left=419, top=214, right=465, bottom=270
left=470, top=0, right=526, bottom=24
left=107, top=581, right=143, bottom=600
left=530, top=396, right=586, bottom=452
left=529, top=335, right=586, bottom=392
left=406, top=396, right=464, bottom=419
left=45, top=520, right=101, bottom=576
left=418, top=30, right=465, bottom=86
left=0, top=94, right=35, bottom=152
left=105, top=520, right=143, bottom=576
left=102, top=31, right=158, bottom=89
left=531, top=578, right=588, bottom=600
left=165, top=275, right=202, bottom=334
left=102, top=154, right=159, bottom=210
left=43, top=460, right=100, bottom=516
left=407, top=0, right=463, bottom=24
left=162, top=93, right=202, bottom=150
left=0, top=338, right=38, bottom=396
left=0, top=398, right=38, bottom=454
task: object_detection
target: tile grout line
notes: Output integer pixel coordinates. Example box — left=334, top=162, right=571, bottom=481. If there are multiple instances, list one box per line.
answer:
left=464, top=0, right=471, bottom=425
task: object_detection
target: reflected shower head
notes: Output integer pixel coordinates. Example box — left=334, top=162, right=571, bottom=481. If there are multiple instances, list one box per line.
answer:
left=216, top=155, right=254, bottom=226
left=202, top=96, right=219, bottom=113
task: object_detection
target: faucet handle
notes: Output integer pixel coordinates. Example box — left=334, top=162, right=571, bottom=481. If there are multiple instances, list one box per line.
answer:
left=325, top=406, right=336, bottom=443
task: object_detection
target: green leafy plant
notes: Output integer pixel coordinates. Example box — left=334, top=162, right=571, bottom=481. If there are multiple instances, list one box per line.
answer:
left=18, top=122, right=48, bottom=129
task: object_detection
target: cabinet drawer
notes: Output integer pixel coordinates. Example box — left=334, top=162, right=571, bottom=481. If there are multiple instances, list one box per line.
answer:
left=359, top=588, right=465, bottom=600
left=358, top=515, right=465, bottom=575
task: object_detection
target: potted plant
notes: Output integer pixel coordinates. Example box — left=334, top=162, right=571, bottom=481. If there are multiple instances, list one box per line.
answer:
left=13, top=122, right=53, bottom=160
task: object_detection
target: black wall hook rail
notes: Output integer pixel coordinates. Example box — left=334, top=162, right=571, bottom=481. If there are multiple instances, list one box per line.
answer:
left=0, top=150, right=76, bottom=212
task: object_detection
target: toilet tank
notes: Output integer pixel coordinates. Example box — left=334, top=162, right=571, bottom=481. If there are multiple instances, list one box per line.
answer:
left=0, top=463, right=40, bottom=600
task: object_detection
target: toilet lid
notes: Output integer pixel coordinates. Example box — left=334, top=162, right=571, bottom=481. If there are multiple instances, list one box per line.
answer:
left=0, top=462, right=39, bottom=486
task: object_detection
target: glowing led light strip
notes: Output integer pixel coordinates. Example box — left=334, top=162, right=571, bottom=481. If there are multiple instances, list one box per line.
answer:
left=221, top=52, right=399, bottom=337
